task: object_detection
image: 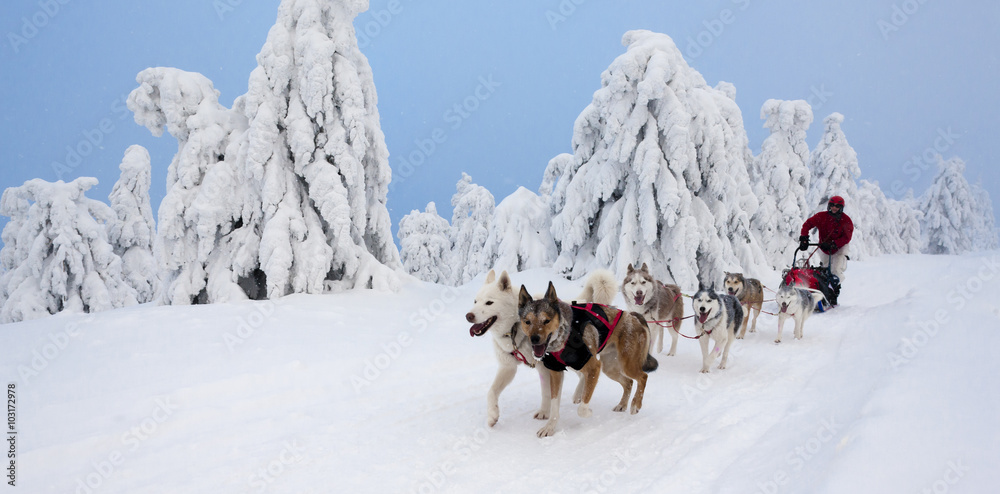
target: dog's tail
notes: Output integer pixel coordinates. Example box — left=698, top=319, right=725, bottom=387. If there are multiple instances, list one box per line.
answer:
left=643, top=354, right=659, bottom=373
left=577, top=269, right=617, bottom=305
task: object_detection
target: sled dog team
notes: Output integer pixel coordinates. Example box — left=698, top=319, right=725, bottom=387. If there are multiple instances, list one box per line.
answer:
left=465, top=264, right=826, bottom=437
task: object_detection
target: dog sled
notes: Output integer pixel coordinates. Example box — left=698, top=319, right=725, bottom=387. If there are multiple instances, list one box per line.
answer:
left=780, top=243, right=841, bottom=312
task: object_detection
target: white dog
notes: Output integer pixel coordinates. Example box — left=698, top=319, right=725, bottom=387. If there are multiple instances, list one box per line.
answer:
left=465, top=270, right=616, bottom=428
left=691, top=284, right=743, bottom=373
left=774, top=286, right=825, bottom=343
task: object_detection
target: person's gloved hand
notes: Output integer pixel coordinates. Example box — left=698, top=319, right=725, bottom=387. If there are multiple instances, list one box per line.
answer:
left=798, top=235, right=810, bottom=251
left=819, top=241, right=835, bottom=252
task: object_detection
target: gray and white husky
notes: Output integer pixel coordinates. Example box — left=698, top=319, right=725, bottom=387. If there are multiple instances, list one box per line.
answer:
left=773, top=285, right=825, bottom=344
left=691, top=284, right=744, bottom=373
left=621, top=263, right=685, bottom=356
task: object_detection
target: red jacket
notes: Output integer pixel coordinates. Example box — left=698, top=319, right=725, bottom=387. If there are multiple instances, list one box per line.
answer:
left=801, top=211, right=853, bottom=254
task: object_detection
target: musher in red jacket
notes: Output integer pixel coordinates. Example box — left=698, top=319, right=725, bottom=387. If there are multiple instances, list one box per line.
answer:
left=799, top=195, right=853, bottom=280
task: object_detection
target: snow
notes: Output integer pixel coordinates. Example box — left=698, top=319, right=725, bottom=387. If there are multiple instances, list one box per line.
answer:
left=2, top=252, right=998, bottom=493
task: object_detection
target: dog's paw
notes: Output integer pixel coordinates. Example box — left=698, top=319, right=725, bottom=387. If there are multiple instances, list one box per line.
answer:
left=630, top=404, right=641, bottom=415
left=572, top=396, right=583, bottom=405
left=487, top=416, right=498, bottom=427
left=700, top=368, right=710, bottom=373
left=735, top=335, right=744, bottom=340
left=577, top=404, right=592, bottom=418
left=774, top=339, right=782, bottom=344
left=537, top=423, right=558, bottom=438
left=717, top=363, right=727, bottom=370
left=612, top=403, right=627, bottom=412
left=533, top=409, right=549, bottom=420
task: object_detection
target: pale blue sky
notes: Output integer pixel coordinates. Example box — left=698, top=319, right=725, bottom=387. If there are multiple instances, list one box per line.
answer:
left=2, top=1, right=997, bottom=245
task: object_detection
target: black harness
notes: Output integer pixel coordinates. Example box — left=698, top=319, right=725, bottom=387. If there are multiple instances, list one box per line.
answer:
left=542, top=304, right=622, bottom=372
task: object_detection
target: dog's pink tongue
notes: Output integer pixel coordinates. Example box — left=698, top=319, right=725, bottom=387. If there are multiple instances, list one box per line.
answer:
left=469, top=323, right=486, bottom=337
left=634, top=294, right=644, bottom=305
left=532, top=344, right=547, bottom=359
left=698, top=312, right=709, bottom=324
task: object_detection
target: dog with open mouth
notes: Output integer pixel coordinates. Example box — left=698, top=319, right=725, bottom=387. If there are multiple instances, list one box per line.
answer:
left=773, top=285, right=825, bottom=343
left=465, top=270, right=617, bottom=428
left=691, top=283, right=743, bottom=373
left=723, top=272, right=764, bottom=339
left=621, top=263, right=685, bottom=356
left=518, top=281, right=657, bottom=438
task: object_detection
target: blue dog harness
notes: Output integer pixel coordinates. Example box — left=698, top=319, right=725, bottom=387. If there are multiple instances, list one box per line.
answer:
left=542, top=304, right=622, bottom=372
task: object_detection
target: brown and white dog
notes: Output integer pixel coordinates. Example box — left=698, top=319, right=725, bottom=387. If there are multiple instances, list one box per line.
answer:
left=465, top=270, right=617, bottom=429
left=621, top=263, right=685, bottom=356
left=723, top=272, right=764, bottom=338
left=518, top=282, right=657, bottom=437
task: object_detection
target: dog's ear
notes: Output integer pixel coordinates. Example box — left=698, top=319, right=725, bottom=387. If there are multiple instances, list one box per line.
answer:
left=544, top=281, right=558, bottom=303
left=518, top=285, right=532, bottom=309
left=640, top=262, right=649, bottom=273
left=627, top=263, right=634, bottom=273
left=485, top=270, right=496, bottom=284
left=498, top=271, right=512, bottom=292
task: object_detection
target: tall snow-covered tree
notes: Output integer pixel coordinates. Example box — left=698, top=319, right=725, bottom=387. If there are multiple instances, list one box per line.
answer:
left=919, top=156, right=995, bottom=254
left=398, top=202, right=452, bottom=284
left=108, top=145, right=160, bottom=303
left=128, top=0, right=401, bottom=304
left=808, top=112, right=860, bottom=210
left=482, top=187, right=557, bottom=275
left=450, top=173, right=495, bottom=284
left=128, top=67, right=249, bottom=304
left=970, top=181, right=1000, bottom=251
left=240, top=0, right=401, bottom=295
left=0, top=178, right=138, bottom=323
left=546, top=30, right=766, bottom=287
left=855, top=180, right=920, bottom=256
left=750, top=99, right=814, bottom=266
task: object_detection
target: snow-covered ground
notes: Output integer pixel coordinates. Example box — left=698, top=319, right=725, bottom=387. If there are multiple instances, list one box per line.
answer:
left=2, top=252, right=998, bottom=493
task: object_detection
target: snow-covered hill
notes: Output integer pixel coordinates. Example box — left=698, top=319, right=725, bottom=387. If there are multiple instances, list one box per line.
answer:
left=2, top=253, right=998, bottom=493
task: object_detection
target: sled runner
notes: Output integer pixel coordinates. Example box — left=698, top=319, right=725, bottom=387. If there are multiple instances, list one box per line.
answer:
left=780, top=243, right=840, bottom=311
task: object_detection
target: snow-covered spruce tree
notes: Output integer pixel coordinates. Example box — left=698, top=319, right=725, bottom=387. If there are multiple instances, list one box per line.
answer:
left=919, top=156, right=991, bottom=254
left=546, top=30, right=766, bottom=287
left=128, top=0, right=401, bottom=303
left=239, top=0, right=400, bottom=295
left=896, top=190, right=924, bottom=254
left=970, top=182, right=1000, bottom=251
left=0, top=178, right=138, bottom=323
left=482, top=187, right=557, bottom=275
left=450, top=173, right=495, bottom=284
left=808, top=113, right=860, bottom=211
left=397, top=202, right=452, bottom=284
left=750, top=99, right=814, bottom=266
left=128, top=67, right=249, bottom=304
left=854, top=180, right=918, bottom=255
left=108, top=145, right=160, bottom=303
